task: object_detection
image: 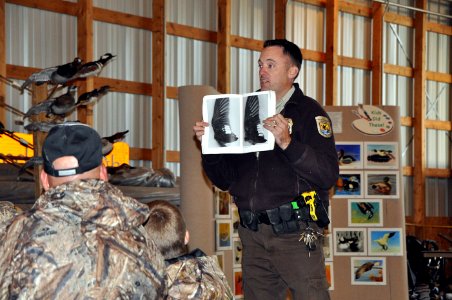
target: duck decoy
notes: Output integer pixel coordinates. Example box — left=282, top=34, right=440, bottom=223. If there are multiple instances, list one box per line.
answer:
left=75, top=53, right=116, bottom=78
left=76, top=85, right=111, bottom=106
left=20, top=57, right=82, bottom=93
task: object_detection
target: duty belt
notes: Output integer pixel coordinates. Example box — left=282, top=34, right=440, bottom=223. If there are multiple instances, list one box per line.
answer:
left=238, top=191, right=330, bottom=234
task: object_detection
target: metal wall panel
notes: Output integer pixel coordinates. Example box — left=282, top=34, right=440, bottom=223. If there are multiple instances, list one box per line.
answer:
left=286, top=1, right=326, bottom=103
left=167, top=0, right=217, bottom=30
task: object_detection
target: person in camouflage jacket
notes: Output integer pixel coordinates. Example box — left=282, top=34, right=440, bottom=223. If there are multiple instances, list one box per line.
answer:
left=0, top=122, right=166, bottom=299
left=145, top=200, right=233, bottom=299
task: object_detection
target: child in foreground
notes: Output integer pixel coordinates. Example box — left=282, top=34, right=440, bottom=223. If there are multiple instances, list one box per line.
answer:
left=144, top=200, right=233, bottom=299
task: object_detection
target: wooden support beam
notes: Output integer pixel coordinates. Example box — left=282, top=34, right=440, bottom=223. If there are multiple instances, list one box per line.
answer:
left=413, top=0, right=427, bottom=229
left=0, top=0, right=5, bottom=125
left=152, top=0, right=165, bottom=170
left=325, top=0, right=338, bottom=106
left=217, top=0, right=231, bottom=94
left=31, top=84, right=48, bottom=199
left=93, top=7, right=154, bottom=31
left=76, top=0, right=94, bottom=126
left=6, top=0, right=78, bottom=15
left=371, top=2, right=384, bottom=105
left=275, top=0, right=288, bottom=39
left=230, top=35, right=263, bottom=52
left=167, top=22, right=216, bottom=43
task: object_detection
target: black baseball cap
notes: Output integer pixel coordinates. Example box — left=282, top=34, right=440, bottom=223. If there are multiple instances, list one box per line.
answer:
left=42, top=122, right=103, bottom=177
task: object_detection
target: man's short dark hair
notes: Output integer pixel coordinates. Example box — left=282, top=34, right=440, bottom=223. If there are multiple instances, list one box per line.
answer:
left=264, top=39, right=303, bottom=78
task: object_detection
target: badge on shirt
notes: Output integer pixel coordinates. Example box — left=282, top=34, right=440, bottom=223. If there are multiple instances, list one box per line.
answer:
left=315, top=116, right=332, bottom=138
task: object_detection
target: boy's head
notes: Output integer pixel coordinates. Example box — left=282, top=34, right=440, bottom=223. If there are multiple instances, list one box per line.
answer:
left=145, top=200, right=188, bottom=260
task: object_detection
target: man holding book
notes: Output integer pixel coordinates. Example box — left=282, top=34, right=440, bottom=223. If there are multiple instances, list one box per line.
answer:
left=193, top=39, right=339, bottom=300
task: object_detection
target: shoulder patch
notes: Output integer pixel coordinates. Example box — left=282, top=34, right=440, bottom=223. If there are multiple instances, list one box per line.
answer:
left=315, top=116, right=332, bottom=138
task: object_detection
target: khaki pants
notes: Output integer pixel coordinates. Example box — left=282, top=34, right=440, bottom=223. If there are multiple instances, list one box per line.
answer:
left=238, top=222, right=330, bottom=300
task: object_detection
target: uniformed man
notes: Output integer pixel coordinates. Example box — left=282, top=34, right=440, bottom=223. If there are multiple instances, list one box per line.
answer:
left=0, top=122, right=165, bottom=299
left=193, top=39, right=339, bottom=299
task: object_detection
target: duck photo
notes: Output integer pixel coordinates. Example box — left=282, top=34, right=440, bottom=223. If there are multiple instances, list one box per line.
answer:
left=335, top=143, right=362, bottom=169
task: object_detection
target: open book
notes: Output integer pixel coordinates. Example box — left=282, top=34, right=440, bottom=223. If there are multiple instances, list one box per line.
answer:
left=202, top=90, right=276, bottom=154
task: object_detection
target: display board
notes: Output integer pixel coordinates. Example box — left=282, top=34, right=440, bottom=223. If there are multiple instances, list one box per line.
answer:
left=325, top=105, right=408, bottom=300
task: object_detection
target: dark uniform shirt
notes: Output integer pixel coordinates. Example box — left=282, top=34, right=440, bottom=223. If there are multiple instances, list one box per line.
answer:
left=202, top=83, right=339, bottom=211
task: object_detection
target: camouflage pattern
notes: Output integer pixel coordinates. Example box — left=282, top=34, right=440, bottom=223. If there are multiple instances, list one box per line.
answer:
left=0, top=179, right=165, bottom=299
left=165, top=249, right=233, bottom=299
left=0, top=201, right=22, bottom=239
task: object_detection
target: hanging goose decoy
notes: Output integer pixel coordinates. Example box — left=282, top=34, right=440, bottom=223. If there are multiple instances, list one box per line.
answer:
left=244, top=95, right=266, bottom=145
left=75, top=53, right=116, bottom=78
left=76, top=85, right=111, bottom=106
left=20, top=57, right=82, bottom=94
left=24, top=121, right=57, bottom=133
left=23, top=86, right=78, bottom=119
left=211, top=97, right=238, bottom=147
left=101, top=130, right=129, bottom=156
left=50, top=57, right=83, bottom=85
left=49, top=85, right=78, bottom=116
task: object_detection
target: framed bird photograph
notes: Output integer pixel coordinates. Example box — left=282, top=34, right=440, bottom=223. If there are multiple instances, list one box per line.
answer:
left=215, top=251, right=225, bottom=271
left=333, top=171, right=363, bottom=198
left=325, top=262, right=334, bottom=290
left=351, top=257, right=387, bottom=285
left=368, top=228, right=403, bottom=256
left=233, top=268, right=244, bottom=298
left=215, top=220, right=232, bottom=251
left=214, top=187, right=231, bottom=218
left=231, top=204, right=240, bottom=237
left=365, top=171, right=400, bottom=199
left=348, top=199, right=383, bottom=227
left=364, top=142, right=399, bottom=169
left=323, top=231, right=333, bottom=261
left=335, top=142, right=363, bottom=169
left=333, top=228, right=367, bottom=256
left=232, top=237, right=243, bottom=267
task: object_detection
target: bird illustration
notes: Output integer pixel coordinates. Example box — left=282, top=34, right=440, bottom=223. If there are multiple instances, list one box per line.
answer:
left=101, top=130, right=129, bottom=155
left=337, top=148, right=357, bottom=165
left=367, top=149, right=395, bottom=163
left=75, top=53, right=116, bottom=78
left=356, top=202, right=374, bottom=219
left=23, top=86, right=78, bottom=119
left=211, top=97, right=238, bottom=147
left=370, top=176, right=392, bottom=195
left=20, top=57, right=82, bottom=93
left=374, top=232, right=396, bottom=250
left=76, top=85, right=111, bottom=106
left=343, top=175, right=360, bottom=191
left=355, top=262, right=375, bottom=279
